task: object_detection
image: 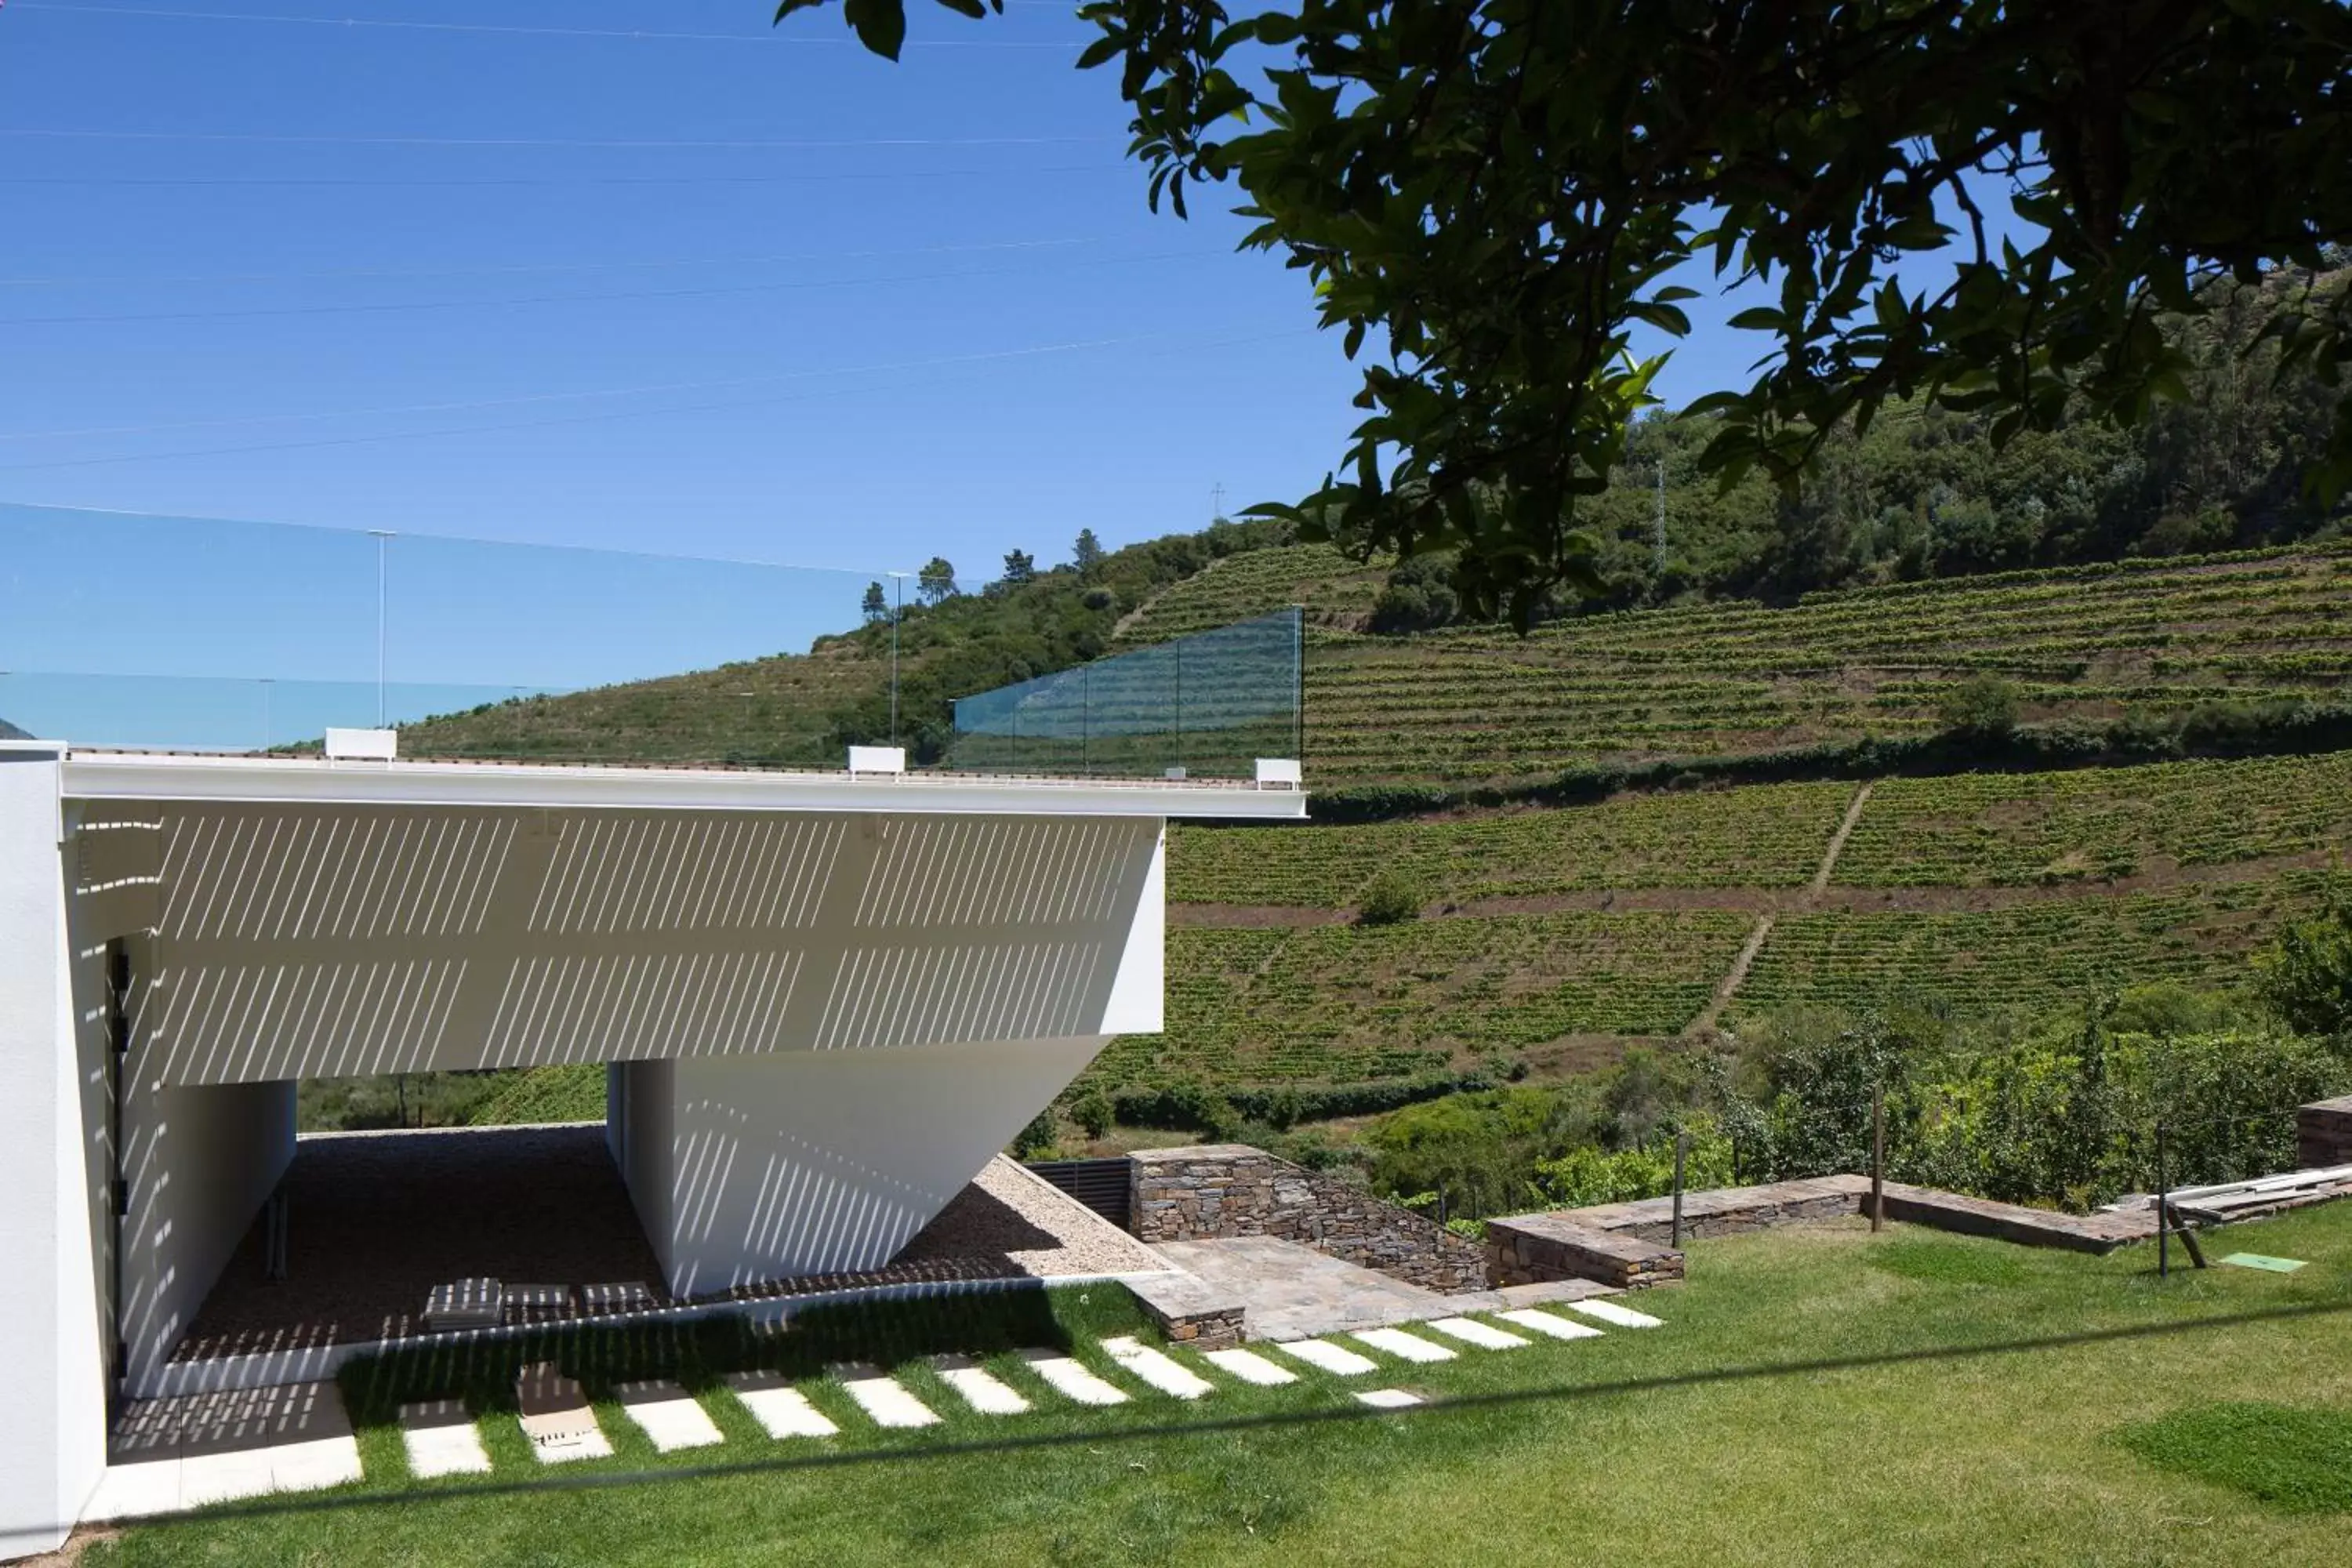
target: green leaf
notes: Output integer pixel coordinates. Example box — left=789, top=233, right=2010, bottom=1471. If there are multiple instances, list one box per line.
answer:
left=842, top=0, right=908, bottom=59
left=1727, top=307, right=1786, bottom=332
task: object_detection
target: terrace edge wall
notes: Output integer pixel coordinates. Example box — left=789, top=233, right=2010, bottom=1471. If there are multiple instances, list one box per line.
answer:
left=0, top=746, right=105, bottom=1560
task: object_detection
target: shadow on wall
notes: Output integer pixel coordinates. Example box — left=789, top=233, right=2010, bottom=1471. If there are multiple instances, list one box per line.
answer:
left=94, top=804, right=1159, bottom=1086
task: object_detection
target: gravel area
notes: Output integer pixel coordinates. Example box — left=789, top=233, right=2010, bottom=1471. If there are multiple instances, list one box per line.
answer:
left=175, top=1134, right=1160, bottom=1363
left=896, top=1157, right=1166, bottom=1279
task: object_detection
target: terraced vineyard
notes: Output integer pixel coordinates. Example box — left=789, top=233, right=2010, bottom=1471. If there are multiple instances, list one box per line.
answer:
left=1167, top=780, right=1856, bottom=906
left=1731, top=874, right=2335, bottom=1019
left=1113, top=543, right=1388, bottom=645
left=1122, top=752, right=2352, bottom=1094
left=1300, top=546, right=2352, bottom=789
left=1079, top=911, right=1755, bottom=1092
left=1834, top=751, right=2352, bottom=887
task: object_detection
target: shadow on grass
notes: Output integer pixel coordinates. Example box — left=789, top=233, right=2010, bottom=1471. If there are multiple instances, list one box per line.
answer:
left=184, top=1297, right=2352, bottom=1532
left=338, top=1281, right=1149, bottom=1426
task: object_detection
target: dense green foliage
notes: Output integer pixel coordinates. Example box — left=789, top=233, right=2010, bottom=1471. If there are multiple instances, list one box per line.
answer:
left=2256, top=891, right=2352, bottom=1037
left=803, top=1, right=2352, bottom=623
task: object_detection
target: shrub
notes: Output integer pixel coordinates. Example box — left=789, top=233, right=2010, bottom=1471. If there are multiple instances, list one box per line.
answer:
left=1011, top=1110, right=1062, bottom=1160
left=1938, top=673, right=2021, bottom=738
left=1069, top=1087, right=1116, bottom=1141
left=1356, top=869, right=1428, bottom=926
left=1528, top=1120, right=1737, bottom=1209
left=2254, top=887, right=2352, bottom=1038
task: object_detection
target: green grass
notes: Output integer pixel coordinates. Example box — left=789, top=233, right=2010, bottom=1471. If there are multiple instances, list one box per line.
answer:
left=2114, top=1401, right=2352, bottom=1514
left=85, top=1203, right=2352, bottom=1566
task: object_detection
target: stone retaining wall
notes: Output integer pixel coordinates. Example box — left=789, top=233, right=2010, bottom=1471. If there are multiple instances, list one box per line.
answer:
left=1123, top=1272, right=1246, bottom=1351
left=1559, top=1175, right=1871, bottom=1243
left=1128, top=1145, right=1486, bottom=1292
left=1485, top=1214, right=1684, bottom=1290
left=2299, top=1096, right=2352, bottom=1169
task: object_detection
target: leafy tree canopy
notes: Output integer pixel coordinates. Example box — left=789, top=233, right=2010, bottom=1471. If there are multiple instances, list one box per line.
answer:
left=780, top=0, right=2352, bottom=626
left=916, top=555, right=957, bottom=605
left=1001, top=547, right=1037, bottom=584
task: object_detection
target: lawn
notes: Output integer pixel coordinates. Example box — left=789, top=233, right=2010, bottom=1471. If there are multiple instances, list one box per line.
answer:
left=86, top=1204, right=2352, bottom=1567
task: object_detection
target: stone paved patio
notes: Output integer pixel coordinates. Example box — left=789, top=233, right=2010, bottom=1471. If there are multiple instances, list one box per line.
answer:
left=1152, top=1235, right=1606, bottom=1340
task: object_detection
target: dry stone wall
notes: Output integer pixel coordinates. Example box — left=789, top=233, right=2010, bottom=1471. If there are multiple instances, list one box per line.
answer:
left=1128, top=1144, right=1486, bottom=1292
left=2299, top=1096, right=2352, bottom=1169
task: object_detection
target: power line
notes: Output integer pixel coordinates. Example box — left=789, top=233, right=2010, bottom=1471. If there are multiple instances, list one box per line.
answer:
left=0, top=126, right=1116, bottom=151
left=0, top=332, right=1175, bottom=442
left=0, top=234, right=1101, bottom=289
left=0, top=327, right=1314, bottom=470
left=0, top=164, right=1127, bottom=190
left=0, top=245, right=1229, bottom=328
left=1, top=2, right=1086, bottom=49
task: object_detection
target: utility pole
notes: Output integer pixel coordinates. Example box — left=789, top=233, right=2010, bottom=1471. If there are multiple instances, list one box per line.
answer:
left=886, top=571, right=911, bottom=746
left=1653, top=449, right=1668, bottom=577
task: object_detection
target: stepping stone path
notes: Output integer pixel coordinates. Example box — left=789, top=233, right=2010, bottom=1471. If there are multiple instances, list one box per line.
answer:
left=516, top=1363, right=612, bottom=1464
left=1201, top=1347, right=1298, bottom=1386
left=1567, top=1299, right=1664, bottom=1330
left=1356, top=1388, right=1422, bottom=1410
left=932, top=1355, right=1031, bottom=1416
left=615, top=1381, right=724, bottom=1452
left=399, top=1399, right=492, bottom=1479
left=1018, top=1349, right=1131, bottom=1406
left=1426, top=1317, right=1533, bottom=1351
left=1276, top=1338, right=1380, bottom=1376
left=1102, top=1336, right=1218, bottom=1399
left=834, top=1364, right=941, bottom=1429
left=724, top=1372, right=840, bottom=1439
left=1497, top=1308, right=1603, bottom=1341
left=1352, top=1327, right=1457, bottom=1363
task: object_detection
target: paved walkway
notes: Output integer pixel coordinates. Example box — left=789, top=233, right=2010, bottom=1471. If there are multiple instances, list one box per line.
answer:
left=81, top=1297, right=1665, bottom=1528
left=1151, top=1235, right=1607, bottom=1339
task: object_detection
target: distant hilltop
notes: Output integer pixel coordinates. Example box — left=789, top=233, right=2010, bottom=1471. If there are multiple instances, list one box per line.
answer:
left=0, top=716, right=32, bottom=740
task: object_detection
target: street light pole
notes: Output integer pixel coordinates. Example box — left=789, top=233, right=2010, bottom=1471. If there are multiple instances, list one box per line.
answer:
left=367, top=530, right=394, bottom=728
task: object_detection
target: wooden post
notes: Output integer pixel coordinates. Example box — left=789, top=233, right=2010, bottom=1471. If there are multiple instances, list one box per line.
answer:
left=1870, top=1081, right=1885, bottom=1233
left=2156, top=1119, right=2169, bottom=1280
left=1671, top=1131, right=1687, bottom=1250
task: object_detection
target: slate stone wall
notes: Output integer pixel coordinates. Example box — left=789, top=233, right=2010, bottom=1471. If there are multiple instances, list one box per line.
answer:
left=1128, top=1144, right=1486, bottom=1292
left=2299, top=1096, right=2352, bottom=1170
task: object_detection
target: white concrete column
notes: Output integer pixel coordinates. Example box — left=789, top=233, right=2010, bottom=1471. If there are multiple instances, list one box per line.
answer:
left=0, top=745, right=105, bottom=1559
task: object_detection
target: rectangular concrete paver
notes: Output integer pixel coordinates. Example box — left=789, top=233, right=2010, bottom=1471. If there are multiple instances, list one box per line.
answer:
left=1202, top=1347, right=1298, bottom=1387
left=1497, top=1308, right=1604, bottom=1341
left=1275, top=1338, right=1379, bottom=1377
left=1352, top=1327, right=1457, bottom=1364
left=1018, top=1349, right=1130, bottom=1406
left=615, top=1381, right=724, bottom=1452
left=835, top=1365, right=941, bottom=1428
left=724, top=1373, right=840, bottom=1439
left=399, top=1399, right=492, bottom=1478
left=1356, top=1388, right=1422, bottom=1409
left=517, top=1363, right=612, bottom=1464
left=933, top=1356, right=1031, bottom=1415
left=1101, top=1336, right=1216, bottom=1399
left=1567, top=1299, right=1664, bottom=1330
left=1426, top=1316, right=1533, bottom=1350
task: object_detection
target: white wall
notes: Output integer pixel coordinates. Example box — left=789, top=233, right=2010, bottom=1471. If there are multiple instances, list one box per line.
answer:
left=0, top=748, right=107, bottom=1561
left=612, top=1057, right=676, bottom=1279
left=117, top=1076, right=296, bottom=1394
left=653, top=1034, right=1112, bottom=1295
left=110, top=804, right=1163, bottom=1086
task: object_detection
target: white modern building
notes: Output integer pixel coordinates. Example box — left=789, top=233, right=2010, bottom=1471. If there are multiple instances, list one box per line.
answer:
left=0, top=739, right=1303, bottom=1557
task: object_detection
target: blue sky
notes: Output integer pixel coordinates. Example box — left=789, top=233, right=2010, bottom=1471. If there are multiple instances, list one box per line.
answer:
left=0, top=2, right=2018, bottom=742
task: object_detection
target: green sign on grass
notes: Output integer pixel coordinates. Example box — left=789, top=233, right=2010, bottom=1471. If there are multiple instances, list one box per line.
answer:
left=2218, top=1253, right=2307, bottom=1273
